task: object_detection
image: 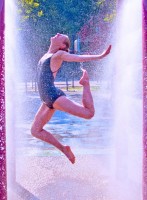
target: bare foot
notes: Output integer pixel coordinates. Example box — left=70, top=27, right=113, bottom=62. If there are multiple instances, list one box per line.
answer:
left=62, top=146, right=75, bottom=164
left=79, top=69, right=89, bottom=86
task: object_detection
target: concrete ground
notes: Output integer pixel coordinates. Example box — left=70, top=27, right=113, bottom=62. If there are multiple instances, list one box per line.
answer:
left=9, top=154, right=113, bottom=200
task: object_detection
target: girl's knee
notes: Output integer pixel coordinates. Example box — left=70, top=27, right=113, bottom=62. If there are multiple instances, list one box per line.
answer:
left=31, top=123, right=41, bottom=137
left=84, top=109, right=95, bottom=119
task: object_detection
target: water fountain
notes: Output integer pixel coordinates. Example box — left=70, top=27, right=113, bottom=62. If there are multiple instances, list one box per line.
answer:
left=0, top=0, right=145, bottom=199
left=110, top=0, right=142, bottom=199
left=5, top=0, right=18, bottom=198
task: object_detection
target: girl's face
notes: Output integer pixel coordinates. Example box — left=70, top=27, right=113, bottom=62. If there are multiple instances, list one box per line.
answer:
left=51, top=33, right=70, bottom=50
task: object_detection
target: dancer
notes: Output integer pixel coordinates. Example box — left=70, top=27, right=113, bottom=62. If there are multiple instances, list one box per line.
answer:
left=31, top=33, right=111, bottom=164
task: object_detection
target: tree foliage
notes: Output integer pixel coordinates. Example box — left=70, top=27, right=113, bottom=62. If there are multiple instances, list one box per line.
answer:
left=16, top=0, right=116, bottom=82
left=18, top=0, right=104, bottom=34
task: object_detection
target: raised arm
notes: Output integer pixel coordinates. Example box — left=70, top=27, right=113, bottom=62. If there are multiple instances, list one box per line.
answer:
left=60, top=45, right=111, bottom=62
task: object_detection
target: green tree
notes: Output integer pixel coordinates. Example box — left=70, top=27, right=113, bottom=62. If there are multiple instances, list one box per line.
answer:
left=17, top=0, right=102, bottom=34
left=16, top=0, right=116, bottom=84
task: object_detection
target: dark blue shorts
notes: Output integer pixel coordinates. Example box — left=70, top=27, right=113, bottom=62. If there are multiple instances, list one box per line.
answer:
left=39, top=86, right=66, bottom=109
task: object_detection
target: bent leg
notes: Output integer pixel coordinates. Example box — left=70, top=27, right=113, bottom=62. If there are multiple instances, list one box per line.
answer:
left=31, top=103, right=75, bottom=164
left=53, top=70, right=95, bottom=119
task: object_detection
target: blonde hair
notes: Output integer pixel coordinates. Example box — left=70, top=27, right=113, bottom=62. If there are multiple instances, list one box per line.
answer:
left=63, top=37, right=70, bottom=52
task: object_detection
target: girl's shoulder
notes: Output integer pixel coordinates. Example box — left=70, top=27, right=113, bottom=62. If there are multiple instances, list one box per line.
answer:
left=53, top=50, right=69, bottom=59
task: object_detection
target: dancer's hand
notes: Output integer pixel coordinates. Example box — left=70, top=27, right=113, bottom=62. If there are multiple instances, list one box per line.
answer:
left=101, top=45, right=112, bottom=58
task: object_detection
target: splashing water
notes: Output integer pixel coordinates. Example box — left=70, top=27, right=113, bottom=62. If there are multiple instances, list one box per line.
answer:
left=5, top=0, right=142, bottom=199
left=109, top=0, right=142, bottom=199
left=5, top=0, right=22, bottom=197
